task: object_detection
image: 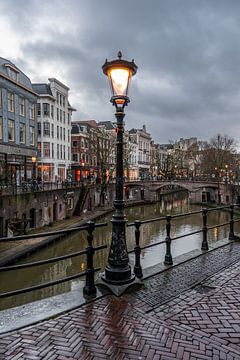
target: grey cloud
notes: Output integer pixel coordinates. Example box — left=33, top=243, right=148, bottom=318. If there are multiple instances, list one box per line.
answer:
left=2, top=0, right=240, bottom=142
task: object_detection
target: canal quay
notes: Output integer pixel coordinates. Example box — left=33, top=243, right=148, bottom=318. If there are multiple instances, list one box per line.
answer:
left=1, top=191, right=240, bottom=359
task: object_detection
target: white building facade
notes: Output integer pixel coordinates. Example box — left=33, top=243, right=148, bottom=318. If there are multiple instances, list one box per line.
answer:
left=33, top=78, right=75, bottom=181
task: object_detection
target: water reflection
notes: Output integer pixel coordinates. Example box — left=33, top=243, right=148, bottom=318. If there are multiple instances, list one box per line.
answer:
left=0, top=191, right=237, bottom=310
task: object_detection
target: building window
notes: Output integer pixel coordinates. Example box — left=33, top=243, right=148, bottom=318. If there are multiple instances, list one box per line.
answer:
left=43, top=103, right=50, bottom=116
left=63, top=128, right=65, bottom=141
left=72, top=153, right=78, bottom=161
left=68, top=113, right=70, bottom=125
left=43, top=142, right=50, bottom=158
left=63, top=96, right=65, bottom=107
left=63, top=111, right=65, bottom=123
left=51, top=105, right=54, bottom=118
left=51, top=124, right=54, bottom=137
left=57, top=126, right=59, bottom=139
left=37, top=142, right=42, bottom=157
left=19, top=97, right=25, bottom=116
left=68, top=146, right=70, bottom=160
left=6, top=66, right=19, bottom=81
left=8, top=92, right=14, bottom=112
left=52, top=143, right=54, bottom=158
left=57, top=108, right=59, bottom=121
left=19, top=123, right=26, bottom=144
left=43, top=122, right=50, bottom=136
left=0, top=88, right=2, bottom=109
left=57, top=144, right=59, bottom=159
left=60, top=109, right=62, bottom=122
left=8, top=119, right=15, bottom=141
left=36, top=103, right=41, bottom=116
left=37, top=122, right=41, bottom=136
left=30, top=103, right=35, bottom=120
left=60, top=145, right=63, bottom=159
left=68, top=130, right=70, bottom=142
left=30, top=126, right=35, bottom=146
left=60, top=127, right=62, bottom=140
left=0, top=117, right=2, bottom=141
left=63, top=145, right=65, bottom=159
left=73, top=140, right=77, bottom=147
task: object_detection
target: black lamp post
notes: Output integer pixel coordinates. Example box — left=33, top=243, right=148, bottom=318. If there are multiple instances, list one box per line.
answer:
left=101, top=51, right=138, bottom=291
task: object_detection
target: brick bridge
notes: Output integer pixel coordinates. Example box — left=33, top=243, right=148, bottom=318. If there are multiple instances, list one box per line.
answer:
left=125, top=180, right=235, bottom=204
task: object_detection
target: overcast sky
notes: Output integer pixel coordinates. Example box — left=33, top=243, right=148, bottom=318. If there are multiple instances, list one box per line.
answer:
left=1, top=0, right=240, bottom=144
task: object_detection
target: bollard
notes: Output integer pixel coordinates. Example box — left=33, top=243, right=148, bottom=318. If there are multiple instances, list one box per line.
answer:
left=83, top=220, right=96, bottom=296
left=164, top=215, right=173, bottom=265
left=133, top=220, right=143, bottom=278
left=229, top=204, right=235, bottom=240
left=201, top=208, right=209, bottom=250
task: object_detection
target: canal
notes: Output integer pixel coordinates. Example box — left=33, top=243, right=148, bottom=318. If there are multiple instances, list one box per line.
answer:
left=0, top=191, right=237, bottom=310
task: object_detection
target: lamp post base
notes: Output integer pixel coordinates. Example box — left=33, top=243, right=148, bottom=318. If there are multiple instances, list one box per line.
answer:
left=97, top=272, right=141, bottom=296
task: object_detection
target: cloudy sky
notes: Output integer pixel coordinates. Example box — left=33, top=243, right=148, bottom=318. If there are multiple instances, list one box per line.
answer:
left=1, top=0, right=240, bottom=143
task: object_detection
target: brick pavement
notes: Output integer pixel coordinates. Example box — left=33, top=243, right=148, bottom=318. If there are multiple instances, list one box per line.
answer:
left=1, top=245, right=240, bottom=359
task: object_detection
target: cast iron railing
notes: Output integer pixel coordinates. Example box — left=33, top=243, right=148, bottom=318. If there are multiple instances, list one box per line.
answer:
left=0, top=204, right=239, bottom=303
left=0, top=221, right=107, bottom=298
left=127, top=204, right=240, bottom=279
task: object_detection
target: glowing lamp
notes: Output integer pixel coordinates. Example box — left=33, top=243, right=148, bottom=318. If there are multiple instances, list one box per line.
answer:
left=102, top=51, right=137, bottom=108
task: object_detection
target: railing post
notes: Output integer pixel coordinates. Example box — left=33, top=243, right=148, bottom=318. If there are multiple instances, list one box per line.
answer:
left=83, top=220, right=96, bottom=296
left=229, top=204, right=235, bottom=240
left=134, top=220, right=143, bottom=278
left=201, top=208, right=209, bottom=250
left=164, top=215, right=173, bottom=265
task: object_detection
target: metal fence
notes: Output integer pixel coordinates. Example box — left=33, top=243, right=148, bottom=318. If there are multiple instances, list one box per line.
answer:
left=0, top=221, right=107, bottom=298
left=0, top=204, right=239, bottom=302
left=127, top=204, right=240, bottom=278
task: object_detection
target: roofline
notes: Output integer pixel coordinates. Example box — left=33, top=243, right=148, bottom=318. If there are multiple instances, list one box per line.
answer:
left=48, top=78, right=69, bottom=90
left=36, top=93, right=56, bottom=100
left=0, top=71, right=39, bottom=97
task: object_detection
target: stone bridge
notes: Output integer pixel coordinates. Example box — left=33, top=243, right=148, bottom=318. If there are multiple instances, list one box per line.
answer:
left=124, top=180, right=235, bottom=204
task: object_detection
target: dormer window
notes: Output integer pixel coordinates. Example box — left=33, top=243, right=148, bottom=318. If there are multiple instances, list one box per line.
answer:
left=5, top=64, right=19, bottom=82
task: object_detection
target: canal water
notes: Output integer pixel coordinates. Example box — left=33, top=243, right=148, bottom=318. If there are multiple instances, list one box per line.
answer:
left=0, top=191, right=237, bottom=310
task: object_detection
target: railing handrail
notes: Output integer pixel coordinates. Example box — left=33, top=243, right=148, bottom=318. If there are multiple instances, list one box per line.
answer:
left=0, top=220, right=108, bottom=299
left=0, top=222, right=107, bottom=242
left=128, top=204, right=240, bottom=278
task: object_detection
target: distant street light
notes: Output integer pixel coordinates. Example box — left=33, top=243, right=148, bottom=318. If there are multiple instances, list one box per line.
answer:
left=101, top=51, right=138, bottom=293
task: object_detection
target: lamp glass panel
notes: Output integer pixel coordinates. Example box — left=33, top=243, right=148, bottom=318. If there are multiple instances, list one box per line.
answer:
left=109, top=68, right=130, bottom=96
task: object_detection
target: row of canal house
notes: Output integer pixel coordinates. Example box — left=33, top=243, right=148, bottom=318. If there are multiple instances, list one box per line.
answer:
left=0, top=56, right=195, bottom=185
left=0, top=57, right=76, bottom=185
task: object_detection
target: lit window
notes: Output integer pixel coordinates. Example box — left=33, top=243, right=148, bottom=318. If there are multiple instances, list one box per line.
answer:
left=19, top=123, right=26, bottom=143
left=8, top=92, right=14, bottom=112
left=19, top=97, right=25, bottom=116
left=37, top=142, right=42, bottom=157
left=8, top=119, right=15, bottom=141
left=43, top=142, right=50, bottom=157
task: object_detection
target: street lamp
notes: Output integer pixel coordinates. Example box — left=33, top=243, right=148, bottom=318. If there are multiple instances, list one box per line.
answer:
left=100, top=51, right=138, bottom=293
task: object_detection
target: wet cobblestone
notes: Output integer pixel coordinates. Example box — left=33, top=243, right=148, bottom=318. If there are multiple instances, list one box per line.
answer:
left=1, top=243, right=240, bottom=359
left=133, top=242, right=240, bottom=309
